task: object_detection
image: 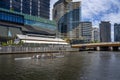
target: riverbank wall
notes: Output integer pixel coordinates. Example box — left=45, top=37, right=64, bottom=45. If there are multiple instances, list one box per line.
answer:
left=0, top=46, right=79, bottom=54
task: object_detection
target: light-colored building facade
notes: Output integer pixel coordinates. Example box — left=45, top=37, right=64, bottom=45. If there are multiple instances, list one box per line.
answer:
left=92, top=27, right=100, bottom=42
left=79, top=22, right=92, bottom=43
left=99, top=21, right=111, bottom=42
left=53, top=0, right=81, bottom=39
left=114, top=23, right=120, bottom=42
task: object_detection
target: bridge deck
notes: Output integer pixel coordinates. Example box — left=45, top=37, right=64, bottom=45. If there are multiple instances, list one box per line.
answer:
left=72, top=42, right=120, bottom=48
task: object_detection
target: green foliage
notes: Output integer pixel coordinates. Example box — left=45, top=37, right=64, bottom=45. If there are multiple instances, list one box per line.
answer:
left=1, top=40, right=24, bottom=46
left=91, top=40, right=100, bottom=43
left=1, top=42, right=8, bottom=46
left=64, top=38, right=70, bottom=43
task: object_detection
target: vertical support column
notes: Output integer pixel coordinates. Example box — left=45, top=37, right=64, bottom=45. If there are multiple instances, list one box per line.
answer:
left=20, top=0, right=23, bottom=13
left=10, top=0, right=12, bottom=9
left=30, top=0, right=32, bottom=15
left=38, top=0, right=40, bottom=16
left=96, top=46, right=100, bottom=51
left=109, top=47, right=113, bottom=51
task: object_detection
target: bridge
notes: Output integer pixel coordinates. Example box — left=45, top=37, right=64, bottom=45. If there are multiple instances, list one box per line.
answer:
left=72, top=42, right=120, bottom=51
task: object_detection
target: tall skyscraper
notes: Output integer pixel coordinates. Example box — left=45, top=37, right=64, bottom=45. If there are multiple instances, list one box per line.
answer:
left=99, top=21, right=111, bottom=42
left=0, top=0, right=50, bottom=19
left=114, top=23, right=120, bottom=42
left=92, top=27, right=100, bottom=42
left=79, top=22, right=92, bottom=43
left=53, top=0, right=81, bottom=39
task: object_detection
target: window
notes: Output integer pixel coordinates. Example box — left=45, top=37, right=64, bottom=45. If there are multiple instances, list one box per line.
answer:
left=0, top=11, right=24, bottom=24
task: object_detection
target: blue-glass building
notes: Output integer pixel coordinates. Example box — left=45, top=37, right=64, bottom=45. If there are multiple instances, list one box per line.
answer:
left=0, top=0, right=50, bottom=19
left=114, top=23, right=120, bottom=42
left=0, top=8, right=56, bottom=42
left=53, top=0, right=81, bottom=38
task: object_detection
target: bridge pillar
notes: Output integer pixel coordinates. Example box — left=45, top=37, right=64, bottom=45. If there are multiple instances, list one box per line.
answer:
left=109, top=47, right=113, bottom=51
left=112, top=47, right=119, bottom=51
left=79, top=46, right=86, bottom=51
left=96, top=47, right=100, bottom=51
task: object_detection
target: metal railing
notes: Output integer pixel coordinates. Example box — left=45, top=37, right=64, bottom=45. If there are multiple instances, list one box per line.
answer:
left=0, top=46, right=79, bottom=54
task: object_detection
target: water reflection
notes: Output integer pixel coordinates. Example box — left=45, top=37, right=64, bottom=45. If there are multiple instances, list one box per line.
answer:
left=0, top=51, right=120, bottom=80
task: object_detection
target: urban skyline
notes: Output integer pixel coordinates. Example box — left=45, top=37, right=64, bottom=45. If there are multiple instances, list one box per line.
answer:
left=50, top=0, right=120, bottom=41
left=50, top=0, right=120, bottom=26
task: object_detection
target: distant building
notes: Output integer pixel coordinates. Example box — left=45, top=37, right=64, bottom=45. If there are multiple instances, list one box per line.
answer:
left=53, top=0, right=81, bottom=39
left=114, top=23, right=120, bottom=42
left=0, top=0, right=50, bottom=19
left=92, top=27, right=100, bottom=42
left=79, top=22, right=92, bottom=43
left=99, top=21, right=111, bottom=42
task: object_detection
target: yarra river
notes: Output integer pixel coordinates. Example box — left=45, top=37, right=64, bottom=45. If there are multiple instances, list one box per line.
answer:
left=0, top=51, right=120, bottom=80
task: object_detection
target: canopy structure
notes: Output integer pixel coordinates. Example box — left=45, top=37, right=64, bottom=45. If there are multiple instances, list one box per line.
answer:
left=17, top=34, right=68, bottom=45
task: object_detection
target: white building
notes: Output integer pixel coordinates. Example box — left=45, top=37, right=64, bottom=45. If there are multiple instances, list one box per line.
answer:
left=92, top=27, right=100, bottom=42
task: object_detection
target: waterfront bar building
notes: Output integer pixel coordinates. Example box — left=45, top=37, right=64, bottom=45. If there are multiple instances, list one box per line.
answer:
left=0, top=0, right=70, bottom=48
left=0, top=8, right=56, bottom=43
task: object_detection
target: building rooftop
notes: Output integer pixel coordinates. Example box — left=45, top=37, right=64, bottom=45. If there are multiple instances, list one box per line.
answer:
left=17, top=34, right=68, bottom=44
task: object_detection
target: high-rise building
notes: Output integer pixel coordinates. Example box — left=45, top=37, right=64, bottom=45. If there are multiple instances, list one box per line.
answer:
left=53, top=0, right=81, bottom=39
left=99, top=21, right=111, bottom=42
left=92, top=27, right=100, bottom=42
left=79, top=22, right=92, bottom=43
left=0, top=0, right=50, bottom=19
left=114, top=23, right=120, bottom=42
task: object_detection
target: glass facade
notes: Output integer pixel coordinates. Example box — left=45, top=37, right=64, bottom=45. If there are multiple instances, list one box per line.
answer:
left=53, top=1, right=81, bottom=38
left=12, top=0, right=21, bottom=12
left=99, top=21, right=111, bottom=42
left=0, top=8, right=56, bottom=26
left=22, top=0, right=31, bottom=14
left=0, top=11, right=24, bottom=24
left=0, top=0, right=50, bottom=19
left=114, top=23, right=120, bottom=42
left=31, top=0, right=38, bottom=16
left=25, top=20, right=56, bottom=31
left=0, top=0, right=10, bottom=10
left=0, top=25, right=22, bottom=38
left=40, top=0, right=50, bottom=19
left=0, top=7, right=56, bottom=38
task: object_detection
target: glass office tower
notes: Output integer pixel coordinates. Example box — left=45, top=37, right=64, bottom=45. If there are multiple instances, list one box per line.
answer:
left=114, top=23, right=120, bottom=42
left=53, top=0, right=81, bottom=39
left=99, top=21, right=111, bottom=42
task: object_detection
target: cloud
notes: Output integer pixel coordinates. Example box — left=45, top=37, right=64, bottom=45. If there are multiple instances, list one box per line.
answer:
left=81, top=0, right=120, bottom=26
left=50, top=0, right=120, bottom=26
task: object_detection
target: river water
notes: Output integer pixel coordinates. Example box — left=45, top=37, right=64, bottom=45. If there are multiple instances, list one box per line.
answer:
left=0, top=51, right=120, bottom=80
